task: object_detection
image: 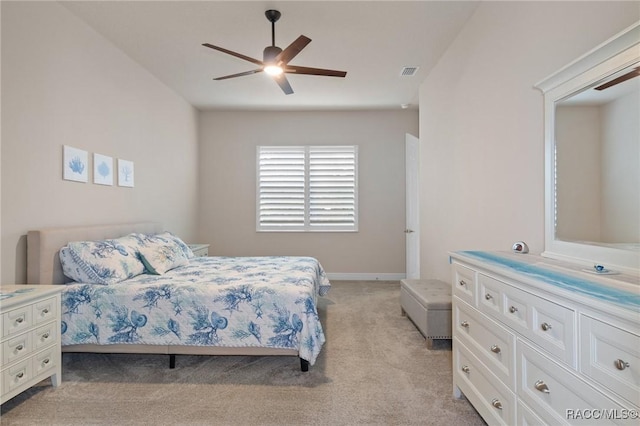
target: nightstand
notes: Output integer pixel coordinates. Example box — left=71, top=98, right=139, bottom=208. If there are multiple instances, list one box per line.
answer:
left=1, top=285, right=62, bottom=404
left=188, top=244, right=210, bottom=257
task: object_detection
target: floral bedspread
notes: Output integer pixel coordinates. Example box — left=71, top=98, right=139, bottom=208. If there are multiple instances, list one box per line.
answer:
left=60, top=256, right=330, bottom=365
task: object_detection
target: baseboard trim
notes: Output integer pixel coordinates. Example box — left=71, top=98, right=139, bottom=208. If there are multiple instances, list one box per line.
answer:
left=326, top=273, right=406, bottom=281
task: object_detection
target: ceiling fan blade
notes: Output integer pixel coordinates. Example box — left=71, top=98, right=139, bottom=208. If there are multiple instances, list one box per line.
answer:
left=275, top=35, right=312, bottom=65
left=285, top=65, right=347, bottom=78
left=214, top=69, right=263, bottom=80
left=273, top=74, right=294, bottom=95
left=594, top=67, right=640, bottom=91
left=202, top=43, right=264, bottom=66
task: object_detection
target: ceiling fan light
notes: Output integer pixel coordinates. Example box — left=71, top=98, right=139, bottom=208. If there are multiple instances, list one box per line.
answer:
left=264, top=65, right=283, bottom=76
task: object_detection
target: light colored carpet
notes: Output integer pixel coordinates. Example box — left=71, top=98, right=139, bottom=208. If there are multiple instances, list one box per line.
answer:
left=0, top=281, right=485, bottom=425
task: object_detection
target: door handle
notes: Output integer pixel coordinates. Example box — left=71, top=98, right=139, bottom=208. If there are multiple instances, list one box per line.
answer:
left=404, top=229, right=414, bottom=234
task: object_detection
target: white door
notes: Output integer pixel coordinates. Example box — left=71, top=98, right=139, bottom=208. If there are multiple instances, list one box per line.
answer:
left=405, top=133, right=420, bottom=279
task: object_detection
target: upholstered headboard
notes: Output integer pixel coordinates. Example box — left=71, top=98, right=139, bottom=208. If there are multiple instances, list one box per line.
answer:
left=27, top=222, right=162, bottom=285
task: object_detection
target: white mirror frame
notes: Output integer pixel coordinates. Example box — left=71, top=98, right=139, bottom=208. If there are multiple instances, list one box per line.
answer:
left=535, top=22, right=640, bottom=274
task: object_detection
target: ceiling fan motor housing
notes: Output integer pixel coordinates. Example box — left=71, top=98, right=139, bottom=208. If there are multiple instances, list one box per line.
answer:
left=263, top=45, right=283, bottom=62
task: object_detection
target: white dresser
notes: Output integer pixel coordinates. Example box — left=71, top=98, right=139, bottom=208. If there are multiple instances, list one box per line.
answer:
left=1, top=285, right=62, bottom=404
left=450, top=251, right=639, bottom=425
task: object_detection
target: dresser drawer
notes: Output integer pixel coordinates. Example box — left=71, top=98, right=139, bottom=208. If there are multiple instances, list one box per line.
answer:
left=518, top=401, right=547, bottom=426
left=452, top=262, right=476, bottom=307
left=454, top=337, right=516, bottom=425
left=517, top=340, right=634, bottom=425
left=454, top=298, right=515, bottom=387
left=580, top=315, right=639, bottom=406
left=2, top=305, right=32, bottom=338
left=479, top=273, right=577, bottom=367
left=2, top=332, right=33, bottom=365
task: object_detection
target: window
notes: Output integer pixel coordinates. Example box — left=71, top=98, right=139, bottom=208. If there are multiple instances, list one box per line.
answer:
left=257, top=145, right=358, bottom=232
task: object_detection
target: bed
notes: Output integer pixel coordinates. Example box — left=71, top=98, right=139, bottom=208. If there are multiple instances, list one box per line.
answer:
left=26, top=222, right=330, bottom=371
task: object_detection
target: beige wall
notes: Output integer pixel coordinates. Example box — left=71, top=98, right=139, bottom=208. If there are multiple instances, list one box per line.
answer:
left=198, top=110, right=417, bottom=277
left=1, top=2, right=199, bottom=283
left=418, top=1, right=639, bottom=281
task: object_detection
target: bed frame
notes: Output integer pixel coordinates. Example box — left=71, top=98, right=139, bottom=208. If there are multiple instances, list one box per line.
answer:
left=26, top=222, right=307, bottom=371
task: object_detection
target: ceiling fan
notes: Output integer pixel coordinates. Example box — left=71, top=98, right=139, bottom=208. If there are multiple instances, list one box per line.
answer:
left=202, top=9, right=347, bottom=95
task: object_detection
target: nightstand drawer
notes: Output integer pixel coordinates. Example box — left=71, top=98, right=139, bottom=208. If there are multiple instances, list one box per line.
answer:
left=34, top=297, right=57, bottom=325
left=34, top=322, right=57, bottom=350
left=33, top=348, right=58, bottom=376
left=3, top=306, right=32, bottom=338
left=2, top=359, right=32, bottom=395
left=2, top=332, right=33, bottom=364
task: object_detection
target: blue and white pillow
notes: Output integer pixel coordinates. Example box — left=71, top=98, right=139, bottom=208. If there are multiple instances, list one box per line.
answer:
left=138, top=243, right=189, bottom=275
left=134, top=231, right=195, bottom=259
left=59, top=234, right=145, bottom=285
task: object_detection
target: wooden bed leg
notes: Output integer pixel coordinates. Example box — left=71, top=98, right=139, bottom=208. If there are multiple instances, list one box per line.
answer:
left=300, top=358, right=309, bottom=372
left=169, top=354, right=176, bottom=369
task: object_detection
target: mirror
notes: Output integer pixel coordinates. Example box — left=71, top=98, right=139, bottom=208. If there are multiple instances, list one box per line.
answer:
left=555, top=65, right=640, bottom=245
left=536, top=22, right=640, bottom=274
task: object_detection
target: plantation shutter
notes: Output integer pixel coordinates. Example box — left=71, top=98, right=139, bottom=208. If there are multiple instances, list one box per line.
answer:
left=257, top=145, right=358, bottom=231
left=309, top=146, right=358, bottom=229
left=257, top=146, right=306, bottom=229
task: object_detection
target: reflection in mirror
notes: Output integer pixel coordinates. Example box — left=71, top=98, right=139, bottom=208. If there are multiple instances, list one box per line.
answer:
left=554, top=64, right=640, bottom=247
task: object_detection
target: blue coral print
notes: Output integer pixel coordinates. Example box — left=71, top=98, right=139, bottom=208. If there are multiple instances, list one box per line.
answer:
left=69, top=156, right=85, bottom=174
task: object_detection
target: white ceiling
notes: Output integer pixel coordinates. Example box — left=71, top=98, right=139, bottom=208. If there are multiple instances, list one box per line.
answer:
left=61, top=1, right=479, bottom=111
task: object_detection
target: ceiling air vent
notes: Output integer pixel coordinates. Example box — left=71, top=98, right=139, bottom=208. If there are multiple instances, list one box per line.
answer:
left=400, top=66, right=419, bottom=77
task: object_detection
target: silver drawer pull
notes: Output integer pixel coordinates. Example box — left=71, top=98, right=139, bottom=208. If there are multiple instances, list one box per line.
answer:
left=16, top=344, right=24, bottom=351
left=460, top=321, right=470, bottom=328
left=42, top=308, right=49, bottom=314
left=614, top=359, right=630, bottom=371
left=459, top=280, right=466, bottom=286
left=541, top=322, right=552, bottom=331
left=15, top=317, right=24, bottom=324
left=490, top=345, right=501, bottom=354
left=42, top=332, right=50, bottom=339
left=534, top=380, right=550, bottom=393
left=509, top=306, right=518, bottom=313
left=491, top=399, right=503, bottom=410
left=461, top=365, right=470, bottom=373
left=16, top=372, right=24, bottom=379
left=43, top=358, right=50, bottom=365
left=485, top=293, right=493, bottom=300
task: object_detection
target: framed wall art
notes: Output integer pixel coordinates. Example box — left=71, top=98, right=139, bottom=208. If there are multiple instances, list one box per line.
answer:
left=93, top=153, right=114, bottom=186
left=118, top=159, right=134, bottom=187
left=63, top=145, right=88, bottom=183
